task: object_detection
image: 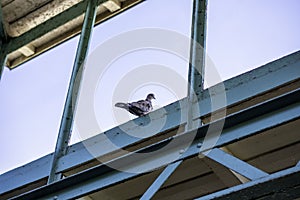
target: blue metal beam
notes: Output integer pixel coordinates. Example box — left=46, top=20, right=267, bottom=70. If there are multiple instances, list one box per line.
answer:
left=206, top=148, right=269, bottom=180
left=140, top=160, right=183, bottom=200
left=47, top=0, right=98, bottom=184
left=10, top=89, right=300, bottom=200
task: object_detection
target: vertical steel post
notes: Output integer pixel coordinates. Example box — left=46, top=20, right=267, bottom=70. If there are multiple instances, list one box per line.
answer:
left=48, top=0, right=98, bottom=183
left=187, top=0, right=208, bottom=129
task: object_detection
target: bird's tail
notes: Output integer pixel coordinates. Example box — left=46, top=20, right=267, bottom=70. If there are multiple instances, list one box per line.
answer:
left=115, top=102, right=129, bottom=110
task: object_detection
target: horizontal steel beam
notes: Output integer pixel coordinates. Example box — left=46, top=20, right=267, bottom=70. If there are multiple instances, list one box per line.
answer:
left=195, top=165, right=300, bottom=200
left=1, top=52, right=299, bottom=195
left=10, top=88, right=300, bottom=200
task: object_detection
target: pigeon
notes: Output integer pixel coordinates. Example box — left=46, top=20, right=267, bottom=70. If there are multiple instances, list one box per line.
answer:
left=115, top=93, right=156, bottom=116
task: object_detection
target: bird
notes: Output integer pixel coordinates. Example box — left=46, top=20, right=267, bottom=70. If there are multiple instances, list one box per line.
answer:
left=115, top=93, right=156, bottom=116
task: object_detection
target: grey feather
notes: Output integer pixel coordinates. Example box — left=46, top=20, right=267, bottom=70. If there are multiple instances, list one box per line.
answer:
left=114, top=93, right=156, bottom=116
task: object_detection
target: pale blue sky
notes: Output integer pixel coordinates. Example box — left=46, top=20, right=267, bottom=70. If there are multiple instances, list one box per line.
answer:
left=0, top=0, right=299, bottom=174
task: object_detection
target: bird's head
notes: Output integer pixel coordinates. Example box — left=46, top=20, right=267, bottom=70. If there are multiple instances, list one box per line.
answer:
left=146, top=93, right=156, bottom=101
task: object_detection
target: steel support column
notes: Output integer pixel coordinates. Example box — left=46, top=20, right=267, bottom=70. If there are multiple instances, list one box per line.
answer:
left=206, top=148, right=269, bottom=181
left=188, top=0, right=207, bottom=93
left=48, top=0, right=98, bottom=183
left=187, top=0, right=207, bottom=129
left=140, top=160, right=182, bottom=200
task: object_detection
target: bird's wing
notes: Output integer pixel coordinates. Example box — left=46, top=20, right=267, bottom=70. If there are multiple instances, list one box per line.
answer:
left=128, top=104, right=145, bottom=116
left=131, top=100, right=152, bottom=112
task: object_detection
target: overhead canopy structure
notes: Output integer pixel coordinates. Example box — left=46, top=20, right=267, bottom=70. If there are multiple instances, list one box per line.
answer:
left=0, top=0, right=144, bottom=69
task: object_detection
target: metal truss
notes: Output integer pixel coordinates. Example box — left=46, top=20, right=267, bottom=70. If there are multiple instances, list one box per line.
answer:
left=9, top=88, right=300, bottom=200
left=1, top=50, right=299, bottom=197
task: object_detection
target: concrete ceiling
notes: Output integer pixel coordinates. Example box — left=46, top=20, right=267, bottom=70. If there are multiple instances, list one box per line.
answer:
left=0, top=0, right=144, bottom=69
